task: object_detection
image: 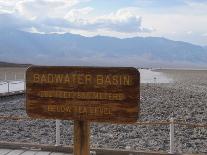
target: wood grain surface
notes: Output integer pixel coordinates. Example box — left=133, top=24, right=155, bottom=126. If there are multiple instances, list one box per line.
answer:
left=26, top=66, right=140, bottom=123
left=74, top=121, right=90, bottom=155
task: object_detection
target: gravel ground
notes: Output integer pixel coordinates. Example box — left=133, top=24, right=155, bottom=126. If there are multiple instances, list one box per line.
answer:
left=0, top=69, right=207, bottom=154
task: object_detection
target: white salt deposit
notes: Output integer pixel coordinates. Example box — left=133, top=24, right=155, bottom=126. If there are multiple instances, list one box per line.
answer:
left=139, top=69, right=173, bottom=83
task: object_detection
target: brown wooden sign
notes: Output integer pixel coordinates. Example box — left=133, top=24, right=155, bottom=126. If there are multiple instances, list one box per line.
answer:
left=26, top=66, right=140, bottom=123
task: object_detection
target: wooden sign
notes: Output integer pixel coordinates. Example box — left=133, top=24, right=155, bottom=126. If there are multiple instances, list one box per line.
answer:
left=26, top=66, right=140, bottom=123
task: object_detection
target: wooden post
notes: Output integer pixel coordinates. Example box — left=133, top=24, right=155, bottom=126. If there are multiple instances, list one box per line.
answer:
left=74, top=120, right=90, bottom=155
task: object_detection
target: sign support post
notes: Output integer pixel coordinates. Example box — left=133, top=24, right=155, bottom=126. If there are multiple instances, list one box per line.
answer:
left=26, top=66, right=140, bottom=155
left=74, top=120, right=90, bottom=155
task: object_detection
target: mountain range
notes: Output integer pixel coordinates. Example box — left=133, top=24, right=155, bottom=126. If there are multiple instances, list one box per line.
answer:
left=0, top=61, right=30, bottom=67
left=0, top=28, right=207, bottom=68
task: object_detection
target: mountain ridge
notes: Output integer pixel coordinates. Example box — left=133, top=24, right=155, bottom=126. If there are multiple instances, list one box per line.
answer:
left=0, top=61, right=31, bottom=67
left=0, top=29, right=207, bottom=67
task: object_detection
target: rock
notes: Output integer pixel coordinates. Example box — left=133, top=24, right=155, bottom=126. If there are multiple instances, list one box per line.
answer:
left=0, top=71, right=207, bottom=153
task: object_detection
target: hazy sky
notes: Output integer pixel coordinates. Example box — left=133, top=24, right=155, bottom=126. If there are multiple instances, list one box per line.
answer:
left=0, top=0, right=207, bottom=45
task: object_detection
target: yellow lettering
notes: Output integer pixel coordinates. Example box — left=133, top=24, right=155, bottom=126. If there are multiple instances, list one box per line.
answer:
left=104, top=107, right=112, bottom=115
left=112, top=75, right=119, bottom=85
left=99, top=107, right=104, bottom=115
left=123, top=75, right=130, bottom=85
left=78, top=106, right=87, bottom=114
left=47, top=74, right=53, bottom=83
left=71, top=74, right=77, bottom=83
left=32, top=73, right=132, bottom=86
left=40, top=74, right=47, bottom=83
left=65, top=106, right=72, bottom=112
left=85, top=74, right=92, bottom=84
left=77, top=74, right=84, bottom=84
left=47, top=105, right=56, bottom=112
left=54, top=74, right=64, bottom=83
left=105, top=76, right=111, bottom=85
left=38, top=91, right=125, bottom=101
left=47, top=104, right=112, bottom=116
left=64, top=74, right=70, bottom=83
left=96, top=75, right=103, bottom=85
left=33, top=74, right=40, bottom=82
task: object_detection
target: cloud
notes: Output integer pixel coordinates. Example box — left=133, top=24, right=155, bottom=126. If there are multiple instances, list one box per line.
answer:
left=0, top=0, right=19, bottom=13
left=130, top=1, right=207, bottom=45
left=0, top=0, right=80, bottom=13
left=64, top=7, right=94, bottom=21
left=0, top=0, right=206, bottom=45
left=202, top=33, right=207, bottom=37
left=35, top=7, right=153, bottom=33
left=187, top=31, right=193, bottom=35
left=134, top=0, right=187, bottom=8
left=15, top=0, right=80, bottom=19
left=73, top=9, right=151, bottom=33
left=0, top=1, right=153, bottom=35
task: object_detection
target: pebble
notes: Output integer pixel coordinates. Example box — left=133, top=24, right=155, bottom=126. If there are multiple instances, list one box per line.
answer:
left=0, top=72, right=207, bottom=154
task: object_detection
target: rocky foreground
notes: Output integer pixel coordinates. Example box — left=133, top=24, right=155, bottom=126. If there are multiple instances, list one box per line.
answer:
left=0, top=70, right=207, bottom=154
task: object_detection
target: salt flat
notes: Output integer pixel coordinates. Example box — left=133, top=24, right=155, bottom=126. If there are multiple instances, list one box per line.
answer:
left=139, top=69, right=173, bottom=83
left=0, top=68, right=206, bottom=154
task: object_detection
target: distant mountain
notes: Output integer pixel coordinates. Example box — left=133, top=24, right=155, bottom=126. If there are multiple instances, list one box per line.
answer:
left=0, top=61, right=31, bottom=67
left=0, top=28, right=207, bottom=68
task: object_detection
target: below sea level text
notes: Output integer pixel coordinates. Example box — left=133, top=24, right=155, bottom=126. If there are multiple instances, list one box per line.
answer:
left=47, top=105, right=112, bottom=116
